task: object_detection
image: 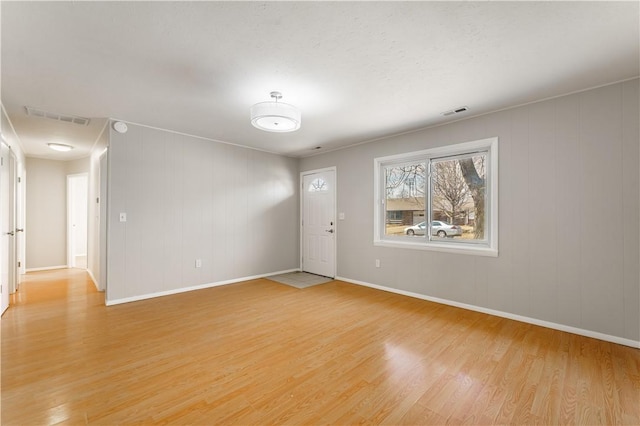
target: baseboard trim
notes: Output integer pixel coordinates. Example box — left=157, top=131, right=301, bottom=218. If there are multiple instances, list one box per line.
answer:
left=25, top=265, right=68, bottom=272
left=105, top=268, right=300, bottom=306
left=86, top=269, right=103, bottom=292
left=336, top=276, right=640, bottom=349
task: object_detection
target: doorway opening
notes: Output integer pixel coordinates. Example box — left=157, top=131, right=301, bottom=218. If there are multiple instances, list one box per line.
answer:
left=67, top=173, right=88, bottom=269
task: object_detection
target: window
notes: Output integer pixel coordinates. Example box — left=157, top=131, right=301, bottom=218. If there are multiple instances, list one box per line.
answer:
left=308, top=178, right=328, bottom=192
left=374, top=137, right=498, bottom=256
left=386, top=210, right=404, bottom=223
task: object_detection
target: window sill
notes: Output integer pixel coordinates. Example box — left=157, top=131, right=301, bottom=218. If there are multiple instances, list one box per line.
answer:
left=374, top=238, right=498, bottom=257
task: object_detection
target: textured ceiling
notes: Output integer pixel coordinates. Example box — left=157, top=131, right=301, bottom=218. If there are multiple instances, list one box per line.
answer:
left=1, top=1, right=638, bottom=160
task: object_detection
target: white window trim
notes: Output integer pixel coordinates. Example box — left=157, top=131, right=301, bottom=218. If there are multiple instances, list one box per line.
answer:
left=373, top=137, right=498, bottom=257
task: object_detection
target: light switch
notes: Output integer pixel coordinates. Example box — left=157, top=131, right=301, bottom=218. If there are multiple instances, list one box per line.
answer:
left=339, top=212, right=345, bottom=220
left=119, top=213, right=127, bottom=222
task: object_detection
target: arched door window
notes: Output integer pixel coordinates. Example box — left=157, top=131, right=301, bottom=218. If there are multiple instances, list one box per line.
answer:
left=308, top=178, right=328, bottom=192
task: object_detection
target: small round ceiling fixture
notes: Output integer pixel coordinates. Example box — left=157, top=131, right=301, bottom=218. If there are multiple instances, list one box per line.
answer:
left=250, top=92, right=301, bottom=132
left=47, top=142, right=74, bottom=152
left=113, top=121, right=128, bottom=134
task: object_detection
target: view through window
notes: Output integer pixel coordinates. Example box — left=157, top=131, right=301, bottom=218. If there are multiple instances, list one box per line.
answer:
left=376, top=138, right=498, bottom=255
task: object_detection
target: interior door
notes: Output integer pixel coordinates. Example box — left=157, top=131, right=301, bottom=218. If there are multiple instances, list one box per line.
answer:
left=302, top=169, right=336, bottom=278
left=67, top=173, right=88, bottom=269
left=0, top=142, right=11, bottom=314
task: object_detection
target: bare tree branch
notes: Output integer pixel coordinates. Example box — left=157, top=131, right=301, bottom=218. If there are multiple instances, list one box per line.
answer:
left=432, top=160, right=469, bottom=224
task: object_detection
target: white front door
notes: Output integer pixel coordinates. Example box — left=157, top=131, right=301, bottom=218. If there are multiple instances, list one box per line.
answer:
left=302, top=169, right=336, bottom=278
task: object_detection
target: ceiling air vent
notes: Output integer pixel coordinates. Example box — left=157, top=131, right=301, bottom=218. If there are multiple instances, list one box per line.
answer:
left=441, top=106, right=468, bottom=117
left=25, top=106, right=90, bottom=126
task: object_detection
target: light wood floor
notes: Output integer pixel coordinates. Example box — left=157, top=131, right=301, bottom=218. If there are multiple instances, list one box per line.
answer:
left=2, top=269, right=639, bottom=425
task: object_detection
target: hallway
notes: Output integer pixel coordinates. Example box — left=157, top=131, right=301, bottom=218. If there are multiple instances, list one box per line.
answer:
left=9, top=268, right=100, bottom=307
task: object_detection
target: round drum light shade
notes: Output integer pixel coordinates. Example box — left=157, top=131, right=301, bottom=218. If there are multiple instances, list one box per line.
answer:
left=250, top=92, right=301, bottom=132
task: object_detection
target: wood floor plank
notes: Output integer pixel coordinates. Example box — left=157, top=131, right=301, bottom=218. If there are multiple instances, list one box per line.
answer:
left=2, top=269, right=639, bottom=425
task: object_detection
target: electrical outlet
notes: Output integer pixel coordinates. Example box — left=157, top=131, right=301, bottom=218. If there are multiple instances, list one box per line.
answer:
left=375, top=259, right=380, bottom=268
left=119, top=212, right=127, bottom=222
left=195, top=259, right=202, bottom=268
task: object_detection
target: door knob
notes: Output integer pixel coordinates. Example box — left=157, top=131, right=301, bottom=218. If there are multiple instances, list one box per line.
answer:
left=16, top=228, right=24, bottom=233
left=6, top=231, right=14, bottom=236
left=326, top=229, right=334, bottom=233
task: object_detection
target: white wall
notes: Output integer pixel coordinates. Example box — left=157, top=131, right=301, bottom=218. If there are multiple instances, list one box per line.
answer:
left=106, top=124, right=299, bottom=304
left=0, top=105, right=25, bottom=166
left=300, top=79, right=640, bottom=344
left=66, top=158, right=90, bottom=175
left=25, top=158, right=67, bottom=269
left=25, top=157, right=90, bottom=270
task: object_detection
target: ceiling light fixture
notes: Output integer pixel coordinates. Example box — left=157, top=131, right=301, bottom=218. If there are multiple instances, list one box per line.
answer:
left=250, top=91, right=301, bottom=132
left=47, top=143, right=74, bottom=152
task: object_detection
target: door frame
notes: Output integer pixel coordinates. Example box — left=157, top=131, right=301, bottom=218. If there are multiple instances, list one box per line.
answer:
left=300, top=166, right=337, bottom=277
left=16, top=161, right=25, bottom=279
left=8, top=148, right=17, bottom=293
left=98, top=149, right=108, bottom=292
left=0, top=141, right=18, bottom=313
